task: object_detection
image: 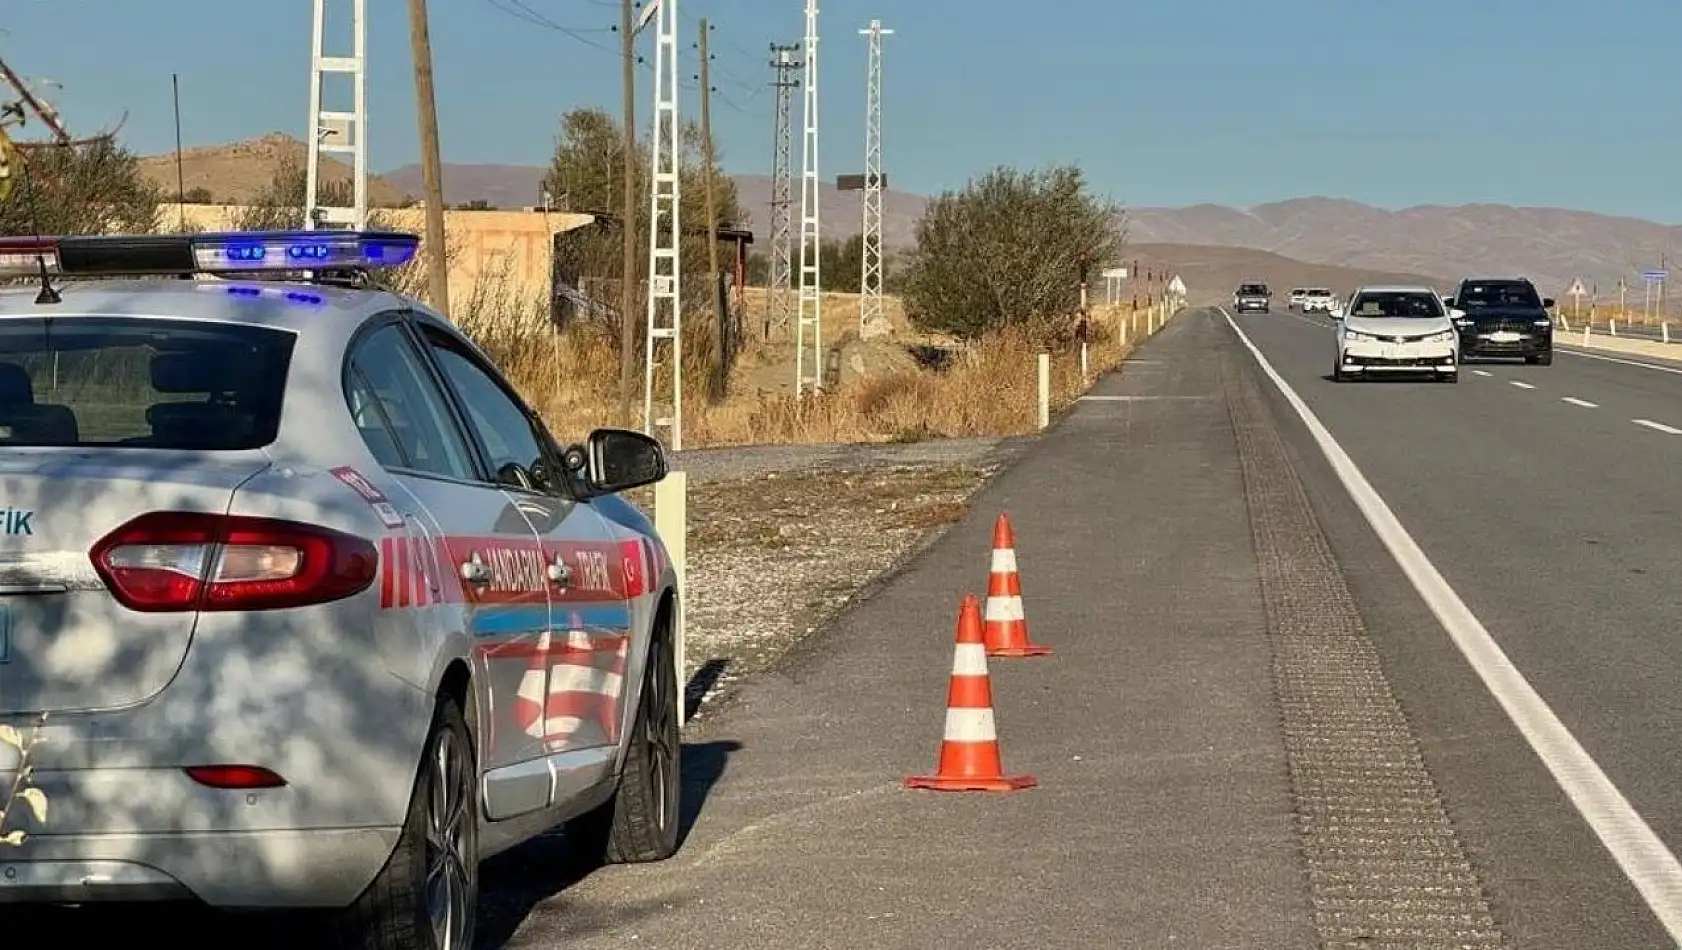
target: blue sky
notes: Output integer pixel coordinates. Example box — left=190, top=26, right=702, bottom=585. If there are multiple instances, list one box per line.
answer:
left=8, top=0, right=1682, bottom=220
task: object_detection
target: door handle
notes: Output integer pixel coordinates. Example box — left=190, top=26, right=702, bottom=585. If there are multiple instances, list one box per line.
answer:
left=459, top=552, right=491, bottom=586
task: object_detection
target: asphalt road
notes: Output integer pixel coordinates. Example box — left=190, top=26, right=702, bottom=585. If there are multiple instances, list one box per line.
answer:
left=1230, top=304, right=1682, bottom=947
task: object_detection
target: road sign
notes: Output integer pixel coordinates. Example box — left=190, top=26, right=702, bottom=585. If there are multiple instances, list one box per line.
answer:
left=1167, top=275, right=1186, bottom=295
left=1643, top=269, right=1668, bottom=283
left=1567, top=277, right=1587, bottom=297
left=1100, top=267, right=1128, bottom=279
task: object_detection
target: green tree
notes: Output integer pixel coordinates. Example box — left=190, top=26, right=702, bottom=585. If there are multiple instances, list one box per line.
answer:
left=541, top=107, right=744, bottom=322
left=901, top=164, right=1122, bottom=341
left=819, top=234, right=863, bottom=293
left=0, top=138, right=161, bottom=236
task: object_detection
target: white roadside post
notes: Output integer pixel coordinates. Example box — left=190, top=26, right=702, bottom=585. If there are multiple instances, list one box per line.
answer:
left=1610, top=317, right=1618, bottom=336
left=1036, top=353, right=1050, bottom=429
left=1665, top=323, right=1672, bottom=345
left=654, top=470, right=688, bottom=727
left=1582, top=322, right=1590, bottom=345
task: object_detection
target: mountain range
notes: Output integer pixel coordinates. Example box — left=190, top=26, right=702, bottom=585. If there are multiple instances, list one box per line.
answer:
left=138, top=135, right=1681, bottom=298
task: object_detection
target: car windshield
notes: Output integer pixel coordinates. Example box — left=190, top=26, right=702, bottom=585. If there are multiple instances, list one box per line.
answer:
left=0, top=317, right=295, bottom=449
left=1308, top=289, right=1332, bottom=296
left=1349, top=292, right=1443, bottom=318
left=1239, top=285, right=1267, bottom=294
left=1457, top=282, right=1542, bottom=309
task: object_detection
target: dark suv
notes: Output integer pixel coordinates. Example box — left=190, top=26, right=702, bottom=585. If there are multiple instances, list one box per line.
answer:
left=1233, top=281, right=1271, bottom=313
left=1446, top=277, right=1555, bottom=365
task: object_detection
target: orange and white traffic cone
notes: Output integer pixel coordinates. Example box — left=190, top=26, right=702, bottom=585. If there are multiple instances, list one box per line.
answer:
left=905, top=594, right=1036, bottom=793
left=983, top=513, right=1051, bottom=657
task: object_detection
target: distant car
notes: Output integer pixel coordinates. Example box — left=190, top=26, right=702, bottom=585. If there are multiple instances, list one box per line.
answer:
left=0, top=229, right=683, bottom=949
left=1302, top=288, right=1336, bottom=314
left=1445, top=277, right=1555, bottom=365
left=1233, top=281, right=1271, bottom=313
left=1334, top=284, right=1459, bottom=382
left=1288, top=288, right=1309, bottom=311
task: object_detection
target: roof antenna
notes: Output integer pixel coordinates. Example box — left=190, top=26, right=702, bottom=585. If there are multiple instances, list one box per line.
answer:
left=18, top=145, right=60, bottom=305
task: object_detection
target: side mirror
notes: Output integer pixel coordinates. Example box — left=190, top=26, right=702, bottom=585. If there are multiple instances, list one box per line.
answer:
left=1442, top=297, right=1455, bottom=308
left=1542, top=297, right=1556, bottom=309
left=563, top=427, right=668, bottom=497
left=1449, top=308, right=1467, bottom=320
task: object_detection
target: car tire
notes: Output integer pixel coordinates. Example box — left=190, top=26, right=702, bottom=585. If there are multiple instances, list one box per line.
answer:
left=331, top=691, right=479, bottom=950
left=568, top=613, right=682, bottom=865
left=1529, top=353, right=1553, bottom=366
left=1443, top=371, right=1459, bottom=384
left=1333, top=366, right=1346, bottom=382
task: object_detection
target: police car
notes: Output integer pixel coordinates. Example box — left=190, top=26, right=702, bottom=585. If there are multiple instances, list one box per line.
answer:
left=0, top=230, right=682, bottom=948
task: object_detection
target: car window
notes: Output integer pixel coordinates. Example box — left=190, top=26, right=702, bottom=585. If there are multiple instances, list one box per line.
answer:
left=0, top=317, right=293, bottom=449
left=1457, top=283, right=1541, bottom=309
left=1349, top=292, right=1443, bottom=318
left=345, top=324, right=477, bottom=481
left=422, top=332, right=549, bottom=490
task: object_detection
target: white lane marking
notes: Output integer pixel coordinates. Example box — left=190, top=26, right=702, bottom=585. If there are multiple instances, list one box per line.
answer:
left=1557, top=347, right=1682, bottom=375
left=1472, top=370, right=1493, bottom=377
left=1562, top=397, right=1598, bottom=408
left=1509, top=380, right=1536, bottom=390
left=1216, top=305, right=1682, bottom=940
left=1633, top=419, right=1682, bottom=435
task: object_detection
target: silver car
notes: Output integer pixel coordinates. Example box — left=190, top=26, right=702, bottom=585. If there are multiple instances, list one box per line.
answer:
left=0, top=230, right=682, bottom=948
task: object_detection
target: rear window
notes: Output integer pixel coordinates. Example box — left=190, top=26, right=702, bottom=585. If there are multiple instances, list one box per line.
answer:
left=1239, top=284, right=1268, bottom=294
left=0, top=317, right=295, bottom=449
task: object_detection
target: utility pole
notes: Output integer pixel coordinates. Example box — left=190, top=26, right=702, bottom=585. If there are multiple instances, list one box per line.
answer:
left=642, top=0, right=683, bottom=450
left=619, top=0, right=639, bottom=426
left=794, top=0, right=823, bottom=395
left=697, top=19, right=724, bottom=397
left=406, top=0, right=450, bottom=312
left=766, top=44, right=801, bottom=339
left=857, top=19, right=892, bottom=340
left=304, top=0, right=368, bottom=231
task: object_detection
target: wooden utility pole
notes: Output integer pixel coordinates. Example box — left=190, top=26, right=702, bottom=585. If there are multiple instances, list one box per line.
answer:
left=698, top=18, right=724, bottom=393
left=406, top=0, right=451, bottom=313
left=619, top=0, right=639, bottom=425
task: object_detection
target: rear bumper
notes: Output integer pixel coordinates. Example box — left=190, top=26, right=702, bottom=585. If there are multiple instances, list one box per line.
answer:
left=0, top=825, right=401, bottom=908
left=1234, top=301, right=1269, bottom=311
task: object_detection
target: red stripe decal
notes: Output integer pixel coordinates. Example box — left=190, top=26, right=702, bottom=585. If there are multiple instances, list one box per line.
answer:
left=379, top=537, right=395, bottom=609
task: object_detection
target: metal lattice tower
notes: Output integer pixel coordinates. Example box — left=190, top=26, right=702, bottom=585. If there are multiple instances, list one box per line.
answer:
left=642, top=0, right=684, bottom=450
left=858, top=19, right=892, bottom=339
left=304, top=0, right=369, bottom=230
left=766, top=44, right=801, bottom=339
left=794, top=0, right=823, bottom=395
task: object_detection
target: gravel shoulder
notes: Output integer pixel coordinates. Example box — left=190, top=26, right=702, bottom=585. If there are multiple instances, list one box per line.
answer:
left=641, top=437, right=1030, bottom=718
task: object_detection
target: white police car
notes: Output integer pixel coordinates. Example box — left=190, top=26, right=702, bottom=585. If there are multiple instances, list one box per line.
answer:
left=0, top=230, right=683, bottom=948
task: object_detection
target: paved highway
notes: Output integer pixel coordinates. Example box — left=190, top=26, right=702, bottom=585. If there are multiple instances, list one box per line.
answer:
left=1229, top=304, right=1682, bottom=947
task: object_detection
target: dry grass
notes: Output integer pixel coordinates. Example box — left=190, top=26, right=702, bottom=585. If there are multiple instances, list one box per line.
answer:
left=446, top=273, right=1163, bottom=448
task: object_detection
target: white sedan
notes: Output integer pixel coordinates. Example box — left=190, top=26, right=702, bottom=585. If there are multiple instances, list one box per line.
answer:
left=1333, top=285, right=1460, bottom=383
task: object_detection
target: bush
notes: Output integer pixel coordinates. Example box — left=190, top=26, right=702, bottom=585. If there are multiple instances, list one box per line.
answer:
left=0, top=138, right=161, bottom=236
left=901, top=164, right=1121, bottom=341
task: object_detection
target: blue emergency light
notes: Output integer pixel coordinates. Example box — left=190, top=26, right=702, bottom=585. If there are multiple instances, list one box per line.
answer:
left=0, top=230, right=420, bottom=279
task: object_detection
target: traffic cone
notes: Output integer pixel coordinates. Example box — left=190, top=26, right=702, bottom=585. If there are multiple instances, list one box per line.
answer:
left=983, top=513, right=1051, bottom=657
left=905, top=594, right=1036, bottom=793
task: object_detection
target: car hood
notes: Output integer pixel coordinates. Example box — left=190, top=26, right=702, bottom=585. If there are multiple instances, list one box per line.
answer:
left=1342, top=315, right=1452, bottom=335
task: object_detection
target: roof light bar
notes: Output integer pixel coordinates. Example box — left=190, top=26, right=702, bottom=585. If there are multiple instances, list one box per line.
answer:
left=0, top=237, right=60, bottom=279
left=0, top=230, right=419, bottom=280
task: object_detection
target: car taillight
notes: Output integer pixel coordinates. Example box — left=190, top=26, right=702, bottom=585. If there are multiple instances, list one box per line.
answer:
left=89, top=512, right=378, bottom=612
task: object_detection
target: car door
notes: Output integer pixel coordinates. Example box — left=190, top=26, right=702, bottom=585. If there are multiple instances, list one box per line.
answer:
left=410, top=323, right=630, bottom=770
left=343, top=317, right=555, bottom=823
